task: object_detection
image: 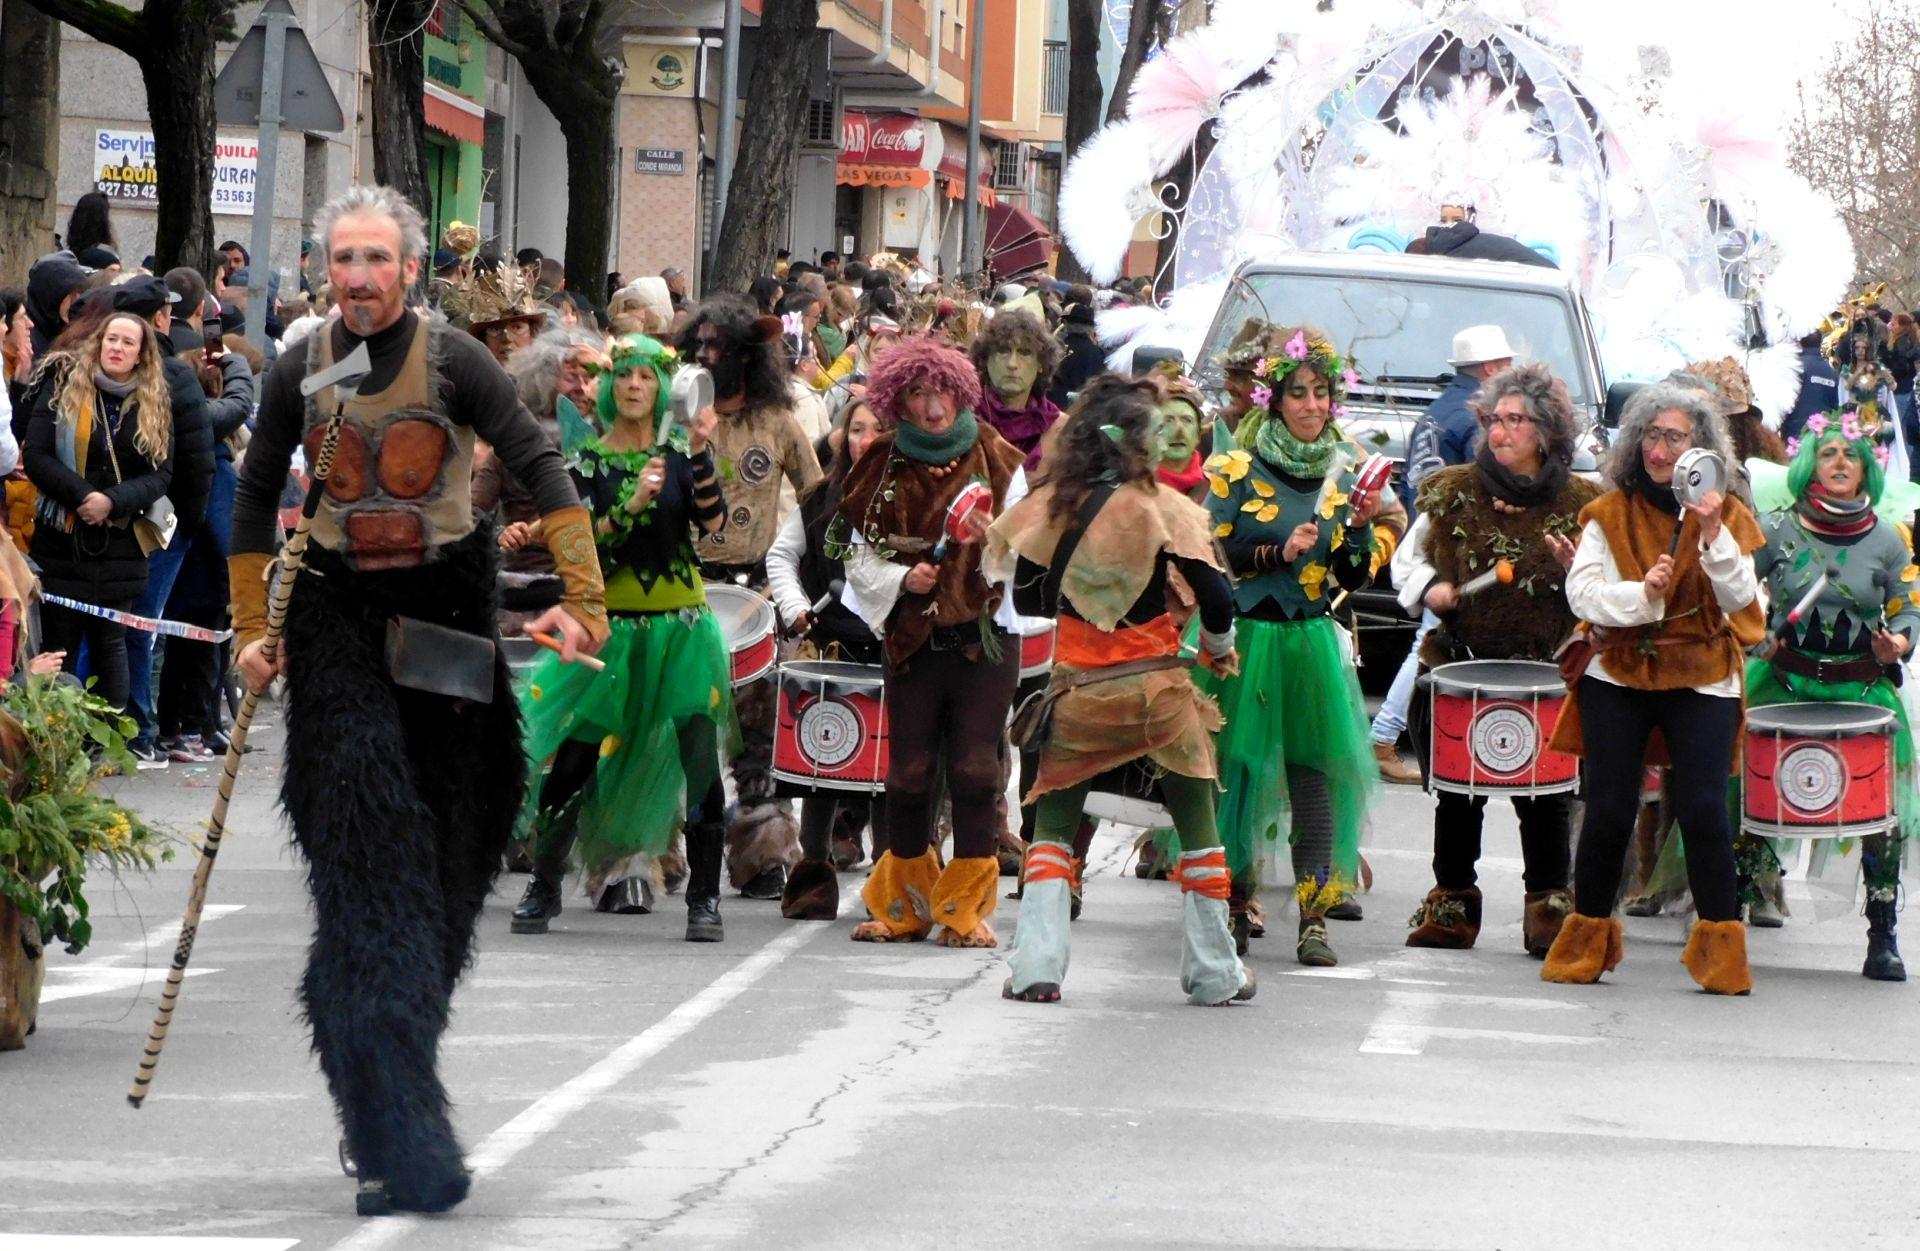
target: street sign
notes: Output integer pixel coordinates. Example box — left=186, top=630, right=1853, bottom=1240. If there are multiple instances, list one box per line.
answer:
left=635, top=148, right=686, bottom=176
left=213, top=0, right=344, bottom=132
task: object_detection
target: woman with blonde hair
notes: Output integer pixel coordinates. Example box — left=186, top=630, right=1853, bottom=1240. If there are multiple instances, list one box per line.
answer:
left=21, top=310, right=174, bottom=715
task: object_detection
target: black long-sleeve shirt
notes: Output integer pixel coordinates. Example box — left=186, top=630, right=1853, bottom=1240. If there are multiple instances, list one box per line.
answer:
left=230, top=310, right=580, bottom=557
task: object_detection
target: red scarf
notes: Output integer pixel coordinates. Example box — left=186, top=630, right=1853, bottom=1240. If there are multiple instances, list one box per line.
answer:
left=1156, top=451, right=1206, bottom=496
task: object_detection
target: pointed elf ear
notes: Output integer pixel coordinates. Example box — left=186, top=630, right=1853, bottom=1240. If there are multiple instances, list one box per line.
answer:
left=751, top=316, right=784, bottom=344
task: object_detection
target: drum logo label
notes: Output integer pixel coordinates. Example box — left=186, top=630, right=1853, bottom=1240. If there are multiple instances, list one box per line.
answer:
left=798, top=698, right=864, bottom=768
left=1471, top=705, right=1537, bottom=776
left=1779, top=743, right=1844, bottom=814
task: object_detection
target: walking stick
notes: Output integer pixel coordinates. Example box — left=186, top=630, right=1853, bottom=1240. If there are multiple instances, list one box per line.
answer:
left=128, top=344, right=373, bottom=1109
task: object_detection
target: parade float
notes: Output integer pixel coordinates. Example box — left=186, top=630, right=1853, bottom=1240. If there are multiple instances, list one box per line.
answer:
left=1063, top=0, right=1853, bottom=415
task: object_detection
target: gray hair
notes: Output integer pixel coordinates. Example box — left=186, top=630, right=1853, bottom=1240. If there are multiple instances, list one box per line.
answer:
left=312, top=185, right=429, bottom=264
left=507, top=325, right=602, bottom=420
left=1603, top=380, right=1733, bottom=488
left=1470, top=362, right=1582, bottom=468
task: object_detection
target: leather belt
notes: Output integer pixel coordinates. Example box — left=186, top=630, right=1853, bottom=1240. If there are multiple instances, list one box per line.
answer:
left=1770, top=646, right=1887, bottom=684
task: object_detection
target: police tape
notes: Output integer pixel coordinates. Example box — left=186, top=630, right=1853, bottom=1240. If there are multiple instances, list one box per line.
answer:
left=42, top=594, right=234, bottom=643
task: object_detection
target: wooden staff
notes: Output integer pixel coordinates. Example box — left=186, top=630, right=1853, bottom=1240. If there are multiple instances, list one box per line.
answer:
left=129, top=346, right=369, bottom=1108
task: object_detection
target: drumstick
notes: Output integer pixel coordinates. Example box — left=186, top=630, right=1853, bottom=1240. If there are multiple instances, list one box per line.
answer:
left=530, top=630, right=608, bottom=671
left=1786, top=565, right=1839, bottom=626
left=1458, top=560, right=1516, bottom=598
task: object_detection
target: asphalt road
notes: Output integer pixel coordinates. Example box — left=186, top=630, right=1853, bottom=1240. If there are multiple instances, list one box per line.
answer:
left=4, top=707, right=1918, bottom=1251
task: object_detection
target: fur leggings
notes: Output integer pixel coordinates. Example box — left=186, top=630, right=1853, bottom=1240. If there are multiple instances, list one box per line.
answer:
left=281, top=535, right=525, bottom=1187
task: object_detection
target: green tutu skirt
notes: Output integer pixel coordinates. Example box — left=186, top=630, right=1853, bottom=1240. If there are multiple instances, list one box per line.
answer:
left=518, top=607, right=738, bottom=874
left=1195, top=615, right=1374, bottom=888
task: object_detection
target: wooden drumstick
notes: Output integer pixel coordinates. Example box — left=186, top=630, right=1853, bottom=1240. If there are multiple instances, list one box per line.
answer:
left=1458, top=560, right=1516, bottom=598
left=531, top=630, right=608, bottom=671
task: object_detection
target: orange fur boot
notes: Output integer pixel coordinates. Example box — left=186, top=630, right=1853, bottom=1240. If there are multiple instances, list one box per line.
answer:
left=1680, top=919, right=1753, bottom=995
left=852, top=850, right=941, bottom=941
left=929, top=856, right=1000, bottom=947
left=1540, top=912, right=1624, bottom=984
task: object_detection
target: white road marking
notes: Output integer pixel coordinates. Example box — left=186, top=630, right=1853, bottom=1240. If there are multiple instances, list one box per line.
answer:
left=1360, top=988, right=1601, bottom=1055
left=38, top=906, right=243, bottom=1004
left=40, top=966, right=216, bottom=1005
left=330, top=907, right=846, bottom=1251
left=0, top=1238, right=297, bottom=1249
left=1359, top=990, right=1440, bottom=1054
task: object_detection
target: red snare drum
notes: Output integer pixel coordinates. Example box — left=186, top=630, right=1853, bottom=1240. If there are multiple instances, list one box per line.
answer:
left=1743, top=702, right=1896, bottom=839
left=773, top=661, right=889, bottom=791
left=1427, top=660, right=1578, bottom=796
left=1018, top=621, right=1056, bottom=680
left=706, top=583, right=777, bottom=687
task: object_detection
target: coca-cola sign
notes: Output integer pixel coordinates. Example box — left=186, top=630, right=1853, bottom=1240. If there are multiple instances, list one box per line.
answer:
left=841, top=111, right=926, bottom=167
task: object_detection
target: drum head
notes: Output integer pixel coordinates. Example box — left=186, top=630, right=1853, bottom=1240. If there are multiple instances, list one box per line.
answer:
left=706, top=583, right=774, bottom=645
left=778, top=659, right=884, bottom=689
left=1746, top=701, right=1893, bottom=737
left=1429, top=659, right=1564, bottom=697
left=1673, top=448, right=1726, bottom=509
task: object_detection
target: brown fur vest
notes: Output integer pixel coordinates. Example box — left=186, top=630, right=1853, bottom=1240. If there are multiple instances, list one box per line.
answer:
left=838, top=423, right=1026, bottom=668
left=1416, top=465, right=1599, bottom=665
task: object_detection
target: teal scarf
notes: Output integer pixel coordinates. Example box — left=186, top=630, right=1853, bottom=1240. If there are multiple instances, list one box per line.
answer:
left=1253, top=411, right=1338, bottom=478
left=895, top=410, right=980, bottom=464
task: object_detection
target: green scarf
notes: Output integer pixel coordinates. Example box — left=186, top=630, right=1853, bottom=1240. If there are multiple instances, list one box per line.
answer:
left=1253, top=411, right=1337, bottom=478
left=894, top=409, right=980, bottom=464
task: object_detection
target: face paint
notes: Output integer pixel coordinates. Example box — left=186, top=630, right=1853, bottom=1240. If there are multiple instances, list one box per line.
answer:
left=1156, top=400, right=1198, bottom=468
left=987, top=347, right=1039, bottom=401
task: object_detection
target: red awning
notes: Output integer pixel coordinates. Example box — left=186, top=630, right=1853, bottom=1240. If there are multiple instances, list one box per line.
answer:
left=984, top=201, right=1055, bottom=277
left=424, top=91, right=485, bottom=145
left=840, top=111, right=928, bottom=168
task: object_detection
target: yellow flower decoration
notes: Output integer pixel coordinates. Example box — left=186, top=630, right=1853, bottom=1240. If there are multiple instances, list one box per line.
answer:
left=1903, top=565, right=1919, bottom=584
left=1330, top=523, right=1346, bottom=550
left=1299, top=561, right=1329, bottom=601
left=1890, top=598, right=1906, bottom=619
left=530, top=684, right=544, bottom=701
left=1909, top=591, right=1920, bottom=611
left=1241, top=498, right=1266, bottom=514
left=710, top=686, right=723, bottom=711
left=1320, top=489, right=1349, bottom=520
left=1256, top=503, right=1280, bottom=523
left=1209, top=472, right=1232, bottom=498
left=1251, top=478, right=1276, bottom=499
left=1214, top=522, right=1234, bottom=538
left=599, top=734, right=622, bottom=758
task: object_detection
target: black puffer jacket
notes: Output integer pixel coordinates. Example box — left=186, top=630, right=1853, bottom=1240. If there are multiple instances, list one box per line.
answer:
left=1421, top=222, right=1556, bottom=268
left=22, top=368, right=174, bottom=603
left=157, top=331, right=214, bottom=536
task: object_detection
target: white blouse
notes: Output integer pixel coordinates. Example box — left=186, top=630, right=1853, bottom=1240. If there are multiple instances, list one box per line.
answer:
left=1563, top=516, right=1758, bottom=697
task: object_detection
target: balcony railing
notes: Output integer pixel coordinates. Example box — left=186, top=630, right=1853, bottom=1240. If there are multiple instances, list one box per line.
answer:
left=1043, top=40, right=1068, bottom=117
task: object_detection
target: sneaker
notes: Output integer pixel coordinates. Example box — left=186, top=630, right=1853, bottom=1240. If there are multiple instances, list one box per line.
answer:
left=167, top=733, right=214, bottom=763
left=129, top=738, right=169, bottom=770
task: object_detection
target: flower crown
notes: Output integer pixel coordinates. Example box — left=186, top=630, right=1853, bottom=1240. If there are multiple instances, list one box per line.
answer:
left=607, top=338, right=679, bottom=374
left=1247, top=329, right=1360, bottom=413
left=1785, top=408, right=1891, bottom=468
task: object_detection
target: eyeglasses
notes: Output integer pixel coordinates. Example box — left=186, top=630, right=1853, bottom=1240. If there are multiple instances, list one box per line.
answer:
left=1640, top=428, right=1693, bottom=452
left=1486, top=413, right=1535, bottom=432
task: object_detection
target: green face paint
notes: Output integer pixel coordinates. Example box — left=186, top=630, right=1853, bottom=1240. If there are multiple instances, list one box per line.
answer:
left=988, top=347, right=1039, bottom=401
left=1156, top=400, right=1198, bottom=468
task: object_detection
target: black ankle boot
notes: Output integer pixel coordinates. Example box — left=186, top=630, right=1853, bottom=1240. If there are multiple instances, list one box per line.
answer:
left=511, top=876, right=563, bottom=934
left=686, top=895, right=724, bottom=942
left=1864, top=899, right=1907, bottom=982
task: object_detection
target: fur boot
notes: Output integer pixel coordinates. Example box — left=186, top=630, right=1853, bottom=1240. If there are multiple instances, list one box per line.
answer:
left=855, top=849, right=941, bottom=940
left=929, top=856, right=1000, bottom=946
left=780, top=858, right=839, bottom=921
left=1540, top=913, right=1624, bottom=984
left=1680, top=919, right=1753, bottom=995
left=725, top=802, right=801, bottom=891
left=1405, top=886, right=1482, bottom=949
left=1521, top=888, right=1573, bottom=958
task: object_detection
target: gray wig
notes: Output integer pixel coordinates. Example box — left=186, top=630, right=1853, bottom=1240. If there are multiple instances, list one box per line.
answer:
left=508, top=325, right=602, bottom=421
left=313, top=185, right=430, bottom=263
left=1470, top=362, right=1582, bottom=468
left=1603, top=381, right=1734, bottom=489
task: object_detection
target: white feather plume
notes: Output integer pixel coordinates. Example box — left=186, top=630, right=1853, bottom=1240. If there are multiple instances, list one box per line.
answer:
left=1059, top=121, right=1157, bottom=285
left=1742, top=340, right=1805, bottom=430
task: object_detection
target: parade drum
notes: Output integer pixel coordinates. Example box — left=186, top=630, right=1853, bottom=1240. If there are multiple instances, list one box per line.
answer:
left=772, top=661, right=889, bottom=791
left=1742, top=702, right=1896, bottom=839
left=1018, top=620, right=1056, bottom=680
left=1427, top=660, right=1578, bottom=796
left=706, top=583, right=777, bottom=687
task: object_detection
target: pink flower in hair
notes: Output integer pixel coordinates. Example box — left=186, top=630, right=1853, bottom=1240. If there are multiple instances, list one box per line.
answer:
left=1285, top=331, right=1310, bottom=361
left=1343, top=366, right=1361, bottom=391
left=1841, top=415, right=1864, bottom=441
left=1805, top=412, right=1829, bottom=436
left=1255, top=357, right=1274, bottom=379
left=1877, top=445, right=1891, bottom=467
left=1332, top=403, right=1348, bottom=418
left=1250, top=384, right=1273, bottom=409
left=1786, top=437, right=1801, bottom=457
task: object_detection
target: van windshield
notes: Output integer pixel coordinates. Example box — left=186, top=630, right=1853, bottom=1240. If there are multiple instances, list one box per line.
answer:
left=1200, top=270, right=1595, bottom=406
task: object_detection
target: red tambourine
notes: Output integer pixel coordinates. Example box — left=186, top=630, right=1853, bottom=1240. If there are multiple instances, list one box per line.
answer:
left=934, top=480, right=995, bottom=561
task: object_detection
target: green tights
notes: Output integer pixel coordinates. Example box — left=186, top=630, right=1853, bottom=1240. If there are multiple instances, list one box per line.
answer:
left=1031, top=771, right=1220, bottom=853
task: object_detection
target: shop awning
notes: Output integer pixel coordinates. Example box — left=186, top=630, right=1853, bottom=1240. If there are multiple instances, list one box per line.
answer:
left=837, top=165, right=932, bottom=189
left=424, top=84, right=485, bottom=145
left=984, top=201, right=1054, bottom=276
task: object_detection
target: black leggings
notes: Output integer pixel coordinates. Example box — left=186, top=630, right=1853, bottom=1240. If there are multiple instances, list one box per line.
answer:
left=883, top=643, right=1020, bottom=861
left=799, top=792, right=886, bottom=860
left=1434, top=791, right=1573, bottom=893
left=41, top=597, right=134, bottom=715
left=1573, top=678, right=1741, bottom=922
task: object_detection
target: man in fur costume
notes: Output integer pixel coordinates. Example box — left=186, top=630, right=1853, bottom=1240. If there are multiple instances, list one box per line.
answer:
left=228, top=186, right=608, bottom=1216
left=835, top=333, right=1028, bottom=947
left=1391, top=363, right=1599, bottom=956
left=970, top=308, right=1064, bottom=472
left=678, top=296, right=822, bottom=899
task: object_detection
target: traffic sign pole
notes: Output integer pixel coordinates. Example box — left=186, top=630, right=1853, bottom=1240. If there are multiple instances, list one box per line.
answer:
left=244, top=2, right=289, bottom=348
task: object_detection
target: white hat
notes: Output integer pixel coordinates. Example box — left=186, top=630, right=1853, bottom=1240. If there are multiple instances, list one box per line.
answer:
left=1449, top=324, right=1516, bottom=367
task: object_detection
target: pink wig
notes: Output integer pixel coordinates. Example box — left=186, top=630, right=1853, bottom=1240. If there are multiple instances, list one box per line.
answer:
left=864, top=332, right=983, bottom=426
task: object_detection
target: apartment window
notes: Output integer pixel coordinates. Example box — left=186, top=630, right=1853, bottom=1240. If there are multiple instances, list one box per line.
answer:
left=426, top=1, right=459, bottom=40
left=1043, top=41, right=1068, bottom=116
left=804, top=98, right=840, bottom=150
left=994, top=144, right=1024, bottom=191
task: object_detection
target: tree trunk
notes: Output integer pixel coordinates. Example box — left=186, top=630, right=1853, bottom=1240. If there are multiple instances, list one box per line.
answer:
left=1106, top=0, right=1162, bottom=126
left=0, top=0, right=61, bottom=278
left=367, top=0, right=435, bottom=226
left=1052, top=0, right=1104, bottom=286
left=510, top=64, right=619, bottom=303
left=140, top=22, right=219, bottom=276
left=707, top=0, right=822, bottom=295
